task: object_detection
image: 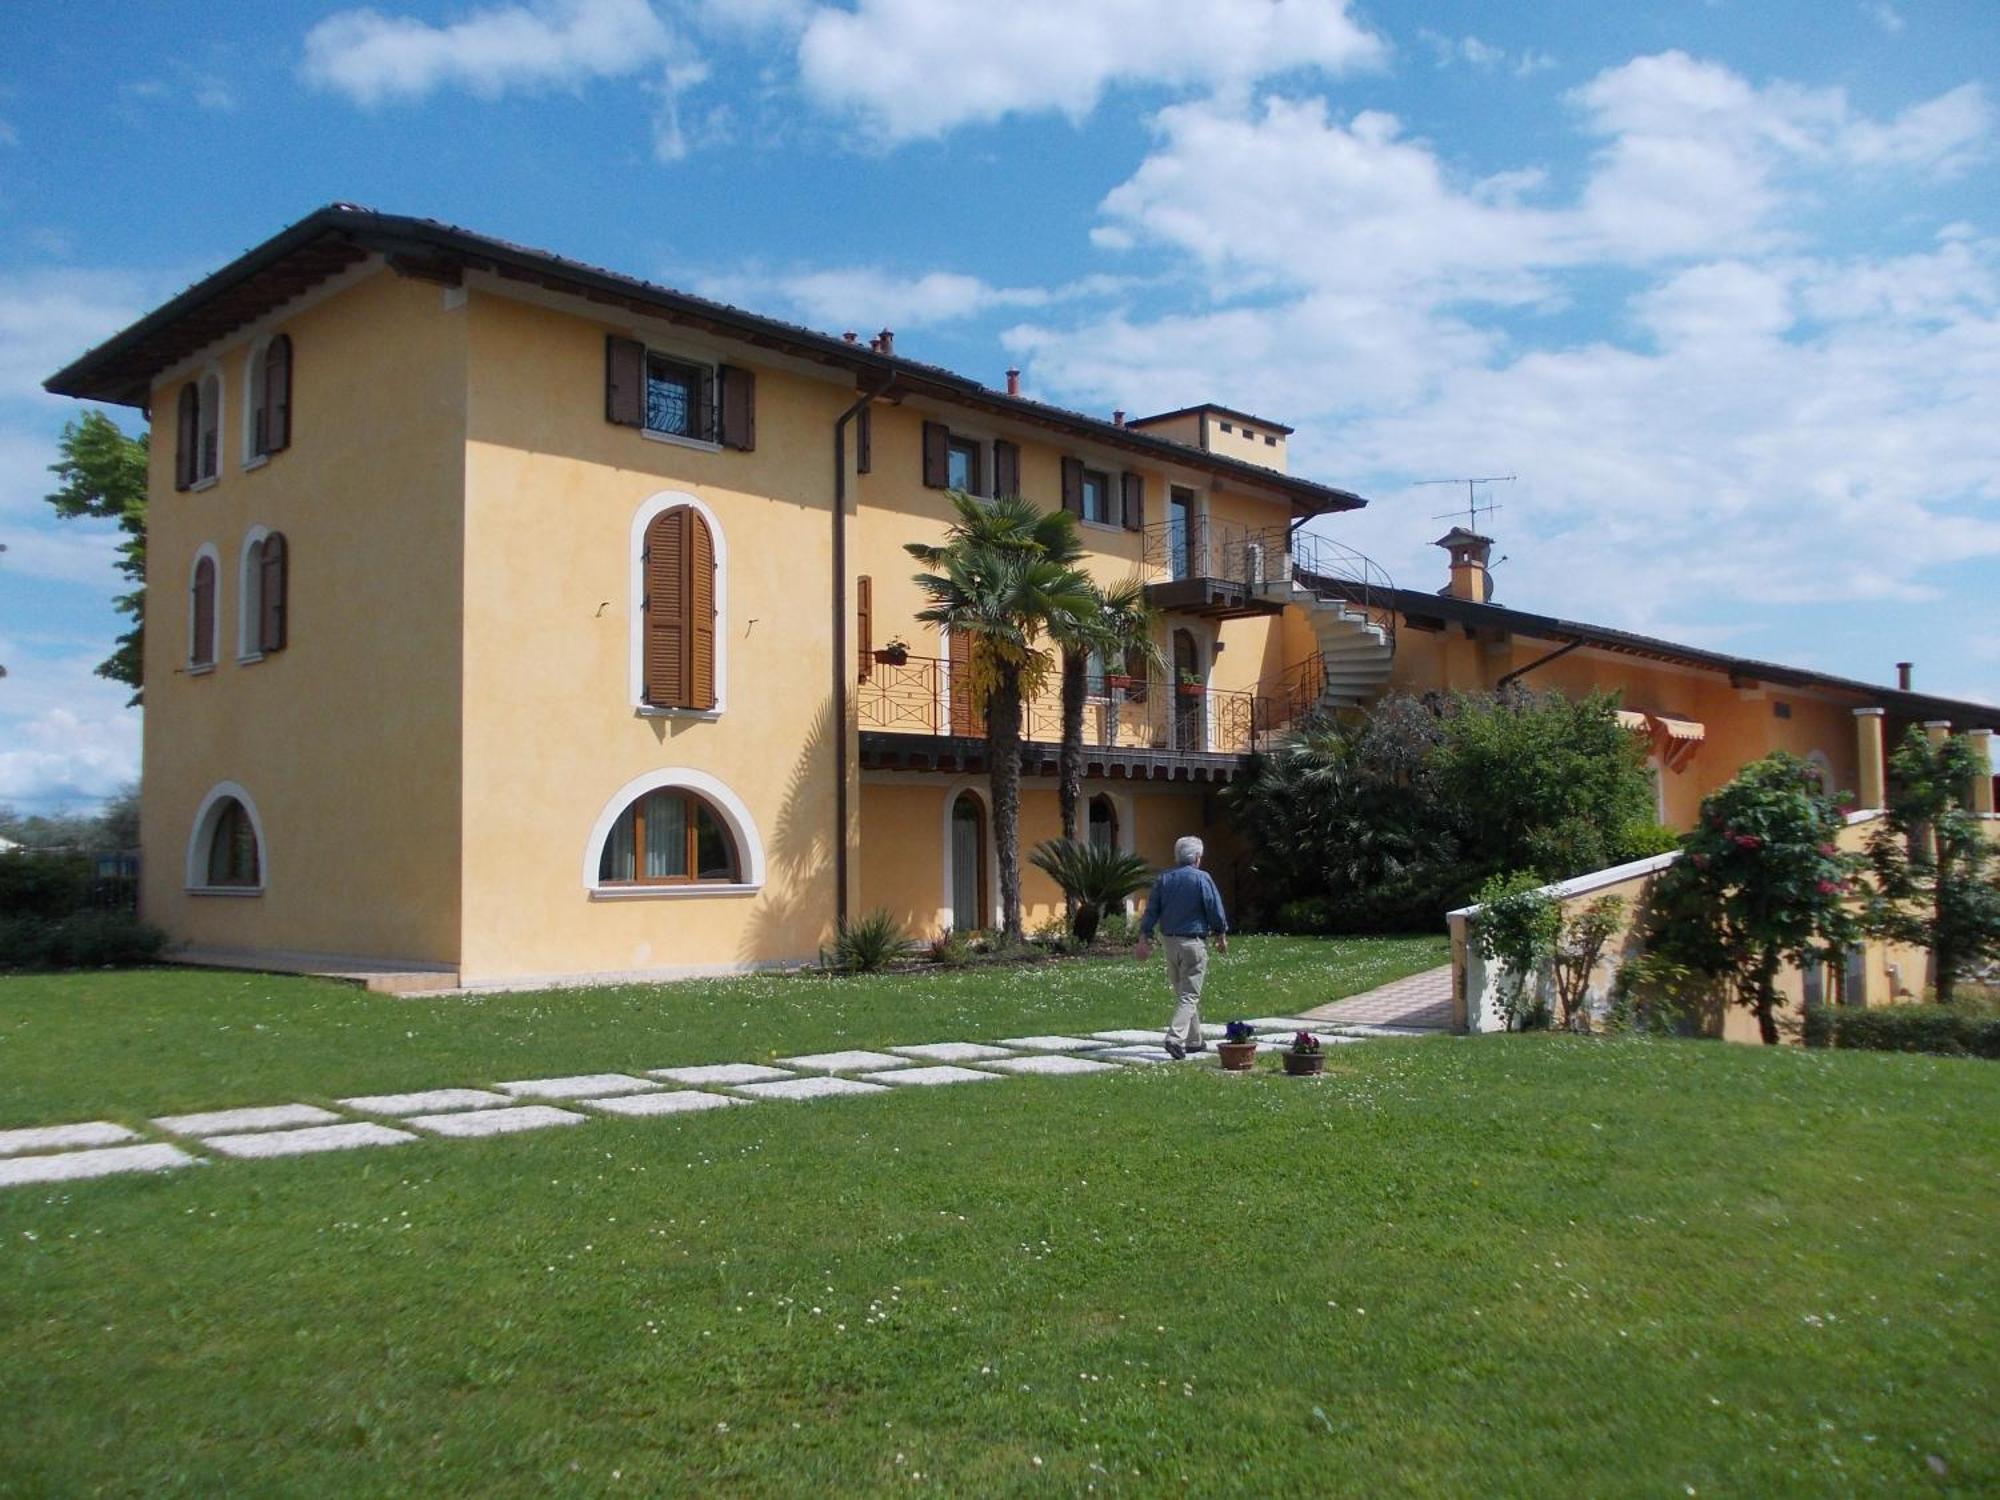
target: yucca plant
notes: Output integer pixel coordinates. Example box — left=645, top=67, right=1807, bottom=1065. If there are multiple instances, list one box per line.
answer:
left=821, top=908, right=918, bottom=974
left=1028, top=838, right=1154, bottom=945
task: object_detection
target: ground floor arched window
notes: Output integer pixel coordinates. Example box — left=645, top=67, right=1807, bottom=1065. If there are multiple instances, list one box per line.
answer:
left=597, top=787, right=740, bottom=886
left=188, top=784, right=265, bottom=892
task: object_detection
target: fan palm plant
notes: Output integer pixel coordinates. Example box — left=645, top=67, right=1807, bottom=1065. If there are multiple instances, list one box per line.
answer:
left=908, top=493, right=1094, bottom=940
left=1029, top=838, right=1155, bottom=944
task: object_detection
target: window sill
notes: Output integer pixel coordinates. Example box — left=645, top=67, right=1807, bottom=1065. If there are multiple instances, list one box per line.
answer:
left=636, top=705, right=723, bottom=722
left=640, top=428, right=722, bottom=455
left=242, top=454, right=270, bottom=474
left=189, top=475, right=219, bottom=494
left=1080, top=518, right=1135, bottom=535
left=589, top=883, right=760, bottom=901
left=236, top=652, right=264, bottom=666
left=187, top=885, right=263, bottom=897
left=187, top=662, right=217, bottom=677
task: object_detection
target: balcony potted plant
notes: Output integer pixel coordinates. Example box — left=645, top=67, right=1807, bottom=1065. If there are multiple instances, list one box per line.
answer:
left=1176, top=671, right=1205, bottom=699
left=1103, top=670, right=1136, bottom=692
left=873, top=636, right=911, bottom=667
left=1217, top=1019, right=1258, bottom=1072
left=1282, top=1031, right=1325, bottom=1077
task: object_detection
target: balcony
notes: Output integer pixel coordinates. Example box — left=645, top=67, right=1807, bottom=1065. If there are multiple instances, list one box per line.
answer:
left=856, top=653, right=1287, bottom=781
left=1141, top=515, right=1290, bottom=620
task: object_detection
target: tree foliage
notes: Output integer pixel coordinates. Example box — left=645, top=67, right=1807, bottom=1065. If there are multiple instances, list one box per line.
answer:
left=1028, top=838, right=1153, bottom=945
left=1861, top=727, right=2000, bottom=1003
left=45, top=411, right=149, bottom=702
left=1647, top=753, right=1859, bottom=1044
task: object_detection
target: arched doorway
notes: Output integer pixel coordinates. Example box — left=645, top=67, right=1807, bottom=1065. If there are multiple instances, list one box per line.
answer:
left=1087, top=793, right=1119, bottom=851
left=1172, top=628, right=1204, bottom=752
left=949, top=791, right=988, bottom=932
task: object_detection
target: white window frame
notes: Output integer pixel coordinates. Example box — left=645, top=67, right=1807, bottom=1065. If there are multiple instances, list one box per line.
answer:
left=628, top=489, right=728, bottom=720
left=583, top=768, right=765, bottom=898
left=187, top=542, right=221, bottom=673
left=1079, top=465, right=1112, bottom=527
left=945, top=433, right=985, bottom=496
left=638, top=344, right=722, bottom=454
left=193, top=365, right=222, bottom=489
left=236, top=525, right=272, bottom=663
left=185, top=780, right=267, bottom=895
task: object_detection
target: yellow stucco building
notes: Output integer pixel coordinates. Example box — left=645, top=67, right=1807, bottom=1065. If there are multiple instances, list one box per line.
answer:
left=45, top=205, right=2000, bottom=993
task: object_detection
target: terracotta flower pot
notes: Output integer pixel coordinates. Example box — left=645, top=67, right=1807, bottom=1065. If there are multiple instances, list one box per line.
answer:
left=1177, top=683, right=1204, bottom=698
left=1216, top=1040, right=1258, bottom=1071
left=1282, top=1050, right=1325, bottom=1076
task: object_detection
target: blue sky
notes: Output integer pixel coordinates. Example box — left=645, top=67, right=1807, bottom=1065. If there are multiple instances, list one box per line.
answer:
left=2, top=0, right=1996, bottom=810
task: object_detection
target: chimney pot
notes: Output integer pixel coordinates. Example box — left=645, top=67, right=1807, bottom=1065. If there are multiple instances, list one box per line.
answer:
left=877, top=328, right=894, bottom=355
left=1897, top=661, right=1913, bottom=690
left=843, top=330, right=858, bottom=343
left=1113, top=409, right=1125, bottom=427
left=1005, top=367, right=1020, bottom=396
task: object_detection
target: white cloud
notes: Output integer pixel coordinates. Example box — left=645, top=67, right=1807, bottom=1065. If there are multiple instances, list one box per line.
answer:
left=0, top=636, right=140, bottom=810
left=1415, top=30, right=1548, bottom=76
left=694, top=264, right=1144, bottom=332
left=1864, top=2, right=1905, bottom=34
left=0, top=270, right=154, bottom=403
left=794, top=0, right=1385, bottom=141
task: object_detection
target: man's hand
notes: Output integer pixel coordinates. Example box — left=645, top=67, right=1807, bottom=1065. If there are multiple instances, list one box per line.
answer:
left=1216, top=934, right=1229, bottom=955
left=1134, top=939, right=1151, bottom=963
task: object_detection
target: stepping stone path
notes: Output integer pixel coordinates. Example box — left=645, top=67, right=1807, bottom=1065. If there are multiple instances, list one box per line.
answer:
left=1, top=1014, right=1428, bottom=1191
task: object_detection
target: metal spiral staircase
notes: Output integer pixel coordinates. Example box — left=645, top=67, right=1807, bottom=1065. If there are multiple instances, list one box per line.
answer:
left=1262, top=533, right=1399, bottom=715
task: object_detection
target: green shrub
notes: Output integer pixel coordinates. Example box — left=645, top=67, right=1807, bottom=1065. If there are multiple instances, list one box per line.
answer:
left=1815, top=1004, right=2000, bottom=1059
left=0, top=911, right=168, bottom=970
left=820, top=909, right=918, bottom=974
left=1275, top=898, right=1333, bottom=935
left=1607, top=951, right=1722, bottom=1037
left=924, top=927, right=972, bottom=967
left=1094, top=910, right=1140, bottom=950
left=0, top=850, right=96, bottom=918
left=1472, top=870, right=1562, bottom=1031
left=1616, top=822, right=1683, bottom=862
left=1027, top=839, right=1154, bottom=944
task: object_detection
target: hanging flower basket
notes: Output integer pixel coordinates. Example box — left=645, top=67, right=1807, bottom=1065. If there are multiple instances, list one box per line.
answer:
left=1176, top=682, right=1205, bottom=699
left=1104, top=673, right=1136, bottom=691
left=874, top=642, right=910, bottom=667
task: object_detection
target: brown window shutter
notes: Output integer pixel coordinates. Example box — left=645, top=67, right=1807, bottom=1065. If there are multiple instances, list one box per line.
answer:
left=192, top=556, right=215, bottom=665
left=922, top=421, right=950, bottom=488
left=175, top=384, right=198, bottom=490
left=1121, top=472, right=1145, bottom=531
left=719, top=364, right=756, bottom=451
left=688, top=510, right=718, bottom=710
left=644, top=508, right=688, bottom=705
left=264, top=335, right=292, bottom=454
left=856, top=406, right=872, bottom=474
left=261, top=531, right=289, bottom=652
left=856, top=575, right=873, bottom=681
left=993, top=440, right=1020, bottom=498
left=605, top=335, right=646, bottom=427
left=1061, top=456, right=1084, bottom=516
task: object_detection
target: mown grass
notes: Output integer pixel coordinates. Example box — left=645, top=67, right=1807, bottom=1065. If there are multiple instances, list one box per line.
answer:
left=0, top=934, right=1445, bottom=1125
left=3, top=1028, right=1995, bottom=1496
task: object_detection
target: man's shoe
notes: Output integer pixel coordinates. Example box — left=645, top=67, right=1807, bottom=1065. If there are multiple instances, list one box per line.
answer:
left=1184, top=1041, right=1209, bottom=1054
left=1162, top=1036, right=1186, bottom=1060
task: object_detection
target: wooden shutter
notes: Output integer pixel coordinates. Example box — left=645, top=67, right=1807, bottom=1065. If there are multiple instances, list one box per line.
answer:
left=260, top=531, right=289, bottom=653
left=192, top=557, right=215, bottom=665
left=1121, top=472, right=1145, bottom=531
left=948, top=628, right=982, bottom=737
left=922, top=421, right=950, bottom=488
left=605, top=335, right=646, bottom=427
left=175, top=384, right=198, bottom=490
left=856, top=575, right=873, bottom=681
left=688, top=511, right=717, bottom=710
left=263, top=335, right=292, bottom=454
left=719, top=364, right=756, bottom=451
left=993, top=440, right=1020, bottom=498
left=644, top=509, right=688, bottom=705
left=856, top=405, right=872, bottom=474
left=1061, top=456, right=1084, bottom=516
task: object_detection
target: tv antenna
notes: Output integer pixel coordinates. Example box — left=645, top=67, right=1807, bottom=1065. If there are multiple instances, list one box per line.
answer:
left=1416, top=474, right=1513, bottom=533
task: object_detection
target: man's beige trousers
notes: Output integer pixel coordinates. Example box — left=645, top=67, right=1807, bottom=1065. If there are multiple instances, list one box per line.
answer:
left=1162, top=934, right=1209, bottom=1046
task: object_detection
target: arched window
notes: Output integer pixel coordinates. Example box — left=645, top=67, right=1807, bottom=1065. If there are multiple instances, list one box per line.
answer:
left=247, top=334, right=292, bottom=460
left=1087, top=794, right=1118, bottom=852
left=189, top=550, right=218, bottom=668
left=640, top=503, right=718, bottom=711
left=240, top=529, right=289, bottom=658
left=597, top=787, right=740, bottom=886
left=186, top=783, right=266, bottom=894
left=949, top=790, right=988, bottom=932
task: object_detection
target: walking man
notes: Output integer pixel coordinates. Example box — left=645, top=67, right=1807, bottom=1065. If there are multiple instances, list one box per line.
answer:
left=1135, top=835, right=1229, bottom=1059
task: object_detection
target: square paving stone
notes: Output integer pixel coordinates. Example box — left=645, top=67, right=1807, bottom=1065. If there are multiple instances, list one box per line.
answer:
left=1099, top=1046, right=1181, bottom=1065
left=406, top=1106, right=587, bottom=1138
left=1090, top=1028, right=1173, bottom=1045
left=0, top=1143, right=198, bottom=1188
left=774, top=1050, right=909, bottom=1073
left=730, top=1077, right=892, bottom=1102
left=648, top=1063, right=795, bottom=1086
left=584, top=1091, right=747, bottom=1118
left=204, top=1123, right=416, bottom=1159
left=1239, top=1017, right=1323, bottom=1033
left=493, top=1074, right=659, bottom=1100
left=978, top=1055, right=1121, bottom=1077
left=153, top=1104, right=342, bottom=1137
left=891, top=1042, right=1018, bottom=1063
left=874, top=1065, right=1006, bottom=1087
left=0, top=1121, right=140, bottom=1157
left=339, top=1088, right=514, bottom=1116
left=996, top=1035, right=1113, bottom=1052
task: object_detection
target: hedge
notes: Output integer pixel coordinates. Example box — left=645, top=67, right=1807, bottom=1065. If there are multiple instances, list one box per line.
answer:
left=0, top=911, right=169, bottom=971
left=1804, top=1003, right=2000, bottom=1059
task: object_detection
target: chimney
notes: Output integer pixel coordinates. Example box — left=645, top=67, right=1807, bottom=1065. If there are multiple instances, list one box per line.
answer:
left=843, top=330, right=858, bottom=344
left=1433, top=527, right=1495, bottom=603
left=876, top=328, right=894, bottom=355
left=1113, top=409, right=1125, bottom=427
left=1005, top=368, right=1020, bottom=396
left=1897, top=661, right=1913, bottom=690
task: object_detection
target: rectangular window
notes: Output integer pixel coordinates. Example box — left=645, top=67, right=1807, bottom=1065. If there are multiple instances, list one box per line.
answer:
left=947, top=436, right=982, bottom=494
left=646, top=354, right=712, bottom=441
left=1080, top=468, right=1110, bottom=524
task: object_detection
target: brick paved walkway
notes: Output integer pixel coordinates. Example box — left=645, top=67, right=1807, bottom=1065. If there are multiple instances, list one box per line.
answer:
left=1298, top=964, right=1454, bottom=1030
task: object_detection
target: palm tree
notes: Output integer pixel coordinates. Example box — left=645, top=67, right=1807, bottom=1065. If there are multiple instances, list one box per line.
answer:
left=1050, top=576, right=1162, bottom=842
left=907, top=493, right=1094, bottom=940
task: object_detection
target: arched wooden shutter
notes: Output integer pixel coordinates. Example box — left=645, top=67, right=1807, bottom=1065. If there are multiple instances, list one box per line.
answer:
left=263, top=335, right=292, bottom=454
left=688, top=511, right=717, bottom=710
left=643, top=508, right=688, bottom=706
left=175, top=384, right=198, bottom=490
left=260, top=532, right=289, bottom=652
left=192, top=556, right=216, bottom=666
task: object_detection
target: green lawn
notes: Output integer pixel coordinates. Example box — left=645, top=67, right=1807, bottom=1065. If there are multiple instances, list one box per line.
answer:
left=4, top=947, right=1997, bottom=1496
left=0, top=934, right=1444, bottom=1124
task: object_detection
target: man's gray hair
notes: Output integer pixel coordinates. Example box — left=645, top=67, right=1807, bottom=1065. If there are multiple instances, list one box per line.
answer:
left=1174, top=836, right=1204, bottom=867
